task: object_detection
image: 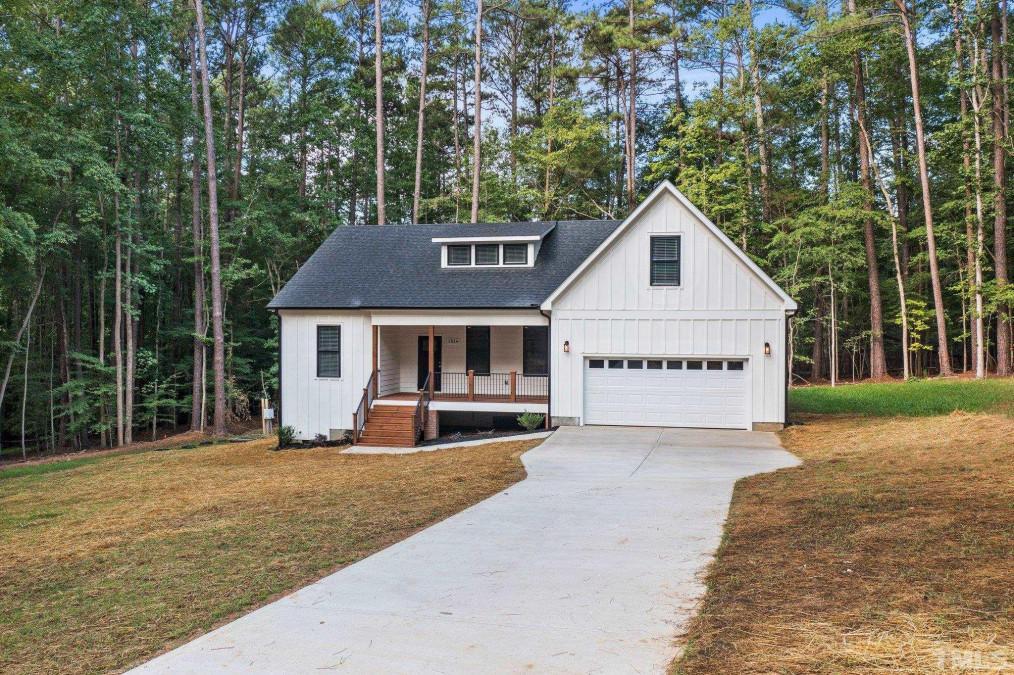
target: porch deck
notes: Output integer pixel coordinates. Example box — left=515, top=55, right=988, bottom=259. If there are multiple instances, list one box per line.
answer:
left=378, top=391, right=549, bottom=405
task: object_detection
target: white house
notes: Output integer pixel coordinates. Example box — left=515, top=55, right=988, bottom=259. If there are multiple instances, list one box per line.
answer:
left=268, top=182, right=798, bottom=446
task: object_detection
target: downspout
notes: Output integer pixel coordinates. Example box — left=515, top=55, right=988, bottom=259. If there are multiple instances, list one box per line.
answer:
left=275, top=309, right=282, bottom=430
left=540, top=308, right=552, bottom=429
left=784, top=308, right=796, bottom=426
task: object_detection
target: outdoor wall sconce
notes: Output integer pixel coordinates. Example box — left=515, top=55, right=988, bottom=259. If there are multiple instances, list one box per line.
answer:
left=764, top=342, right=771, bottom=356
left=563, top=340, right=570, bottom=353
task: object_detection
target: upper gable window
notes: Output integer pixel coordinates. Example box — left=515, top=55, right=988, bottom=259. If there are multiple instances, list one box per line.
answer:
left=650, top=235, right=681, bottom=287
left=447, top=245, right=472, bottom=266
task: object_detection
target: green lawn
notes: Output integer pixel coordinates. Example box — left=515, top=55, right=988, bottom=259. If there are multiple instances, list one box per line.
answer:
left=790, top=377, right=1014, bottom=417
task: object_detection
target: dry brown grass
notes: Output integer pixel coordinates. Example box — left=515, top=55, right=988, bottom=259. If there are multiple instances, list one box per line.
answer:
left=0, top=437, right=535, bottom=674
left=673, top=413, right=1014, bottom=674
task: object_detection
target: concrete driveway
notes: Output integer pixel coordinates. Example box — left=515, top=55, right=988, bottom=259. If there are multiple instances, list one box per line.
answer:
left=132, top=426, right=798, bottom=674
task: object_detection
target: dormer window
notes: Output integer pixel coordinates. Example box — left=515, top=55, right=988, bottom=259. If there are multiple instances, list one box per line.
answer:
left=438, top=241, right=537, bottom=268
left=475, top=244, right=499, bottom=266
left=447, top=245, right=472, bottom=266
left=503, top=243, right=528, bottom=265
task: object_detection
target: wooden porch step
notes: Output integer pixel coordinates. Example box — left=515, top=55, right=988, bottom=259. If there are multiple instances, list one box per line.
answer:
left=356, top=438, right=417, bottom=448
left=358, top=403, right=419, bottom=448
left=368, top=405, right=417, bottom=417
left=358, top=432, right=417, bottom=445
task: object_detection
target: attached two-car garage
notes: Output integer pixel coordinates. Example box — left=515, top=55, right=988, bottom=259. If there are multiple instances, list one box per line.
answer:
left=583, top=357, right=750, bottom=429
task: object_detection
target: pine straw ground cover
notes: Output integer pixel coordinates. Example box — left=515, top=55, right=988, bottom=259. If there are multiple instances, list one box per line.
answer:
left=0, top=437, right=535, bottom=674
left=673, top=412, right=1013, bottom=674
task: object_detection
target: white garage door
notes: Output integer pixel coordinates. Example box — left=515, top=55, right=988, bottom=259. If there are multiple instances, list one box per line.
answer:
left=583, top=357, right=750, bottom=429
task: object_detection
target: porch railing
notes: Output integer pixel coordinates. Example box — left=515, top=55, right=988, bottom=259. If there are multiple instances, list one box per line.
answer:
left=431, top=371, right=547, bottom=401
left=414, top=372, right=432, bottom=442
left=351, top=370, right=376, bottom=443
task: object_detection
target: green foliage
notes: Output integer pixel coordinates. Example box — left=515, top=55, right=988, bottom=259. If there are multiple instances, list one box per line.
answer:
left=516, top=412, right=545, bottom=431
left=0, top=0, right=1009, bottom=452
left=276, top=425, right=296, bottom=449
left=790, top=379, right=1014, bottom=418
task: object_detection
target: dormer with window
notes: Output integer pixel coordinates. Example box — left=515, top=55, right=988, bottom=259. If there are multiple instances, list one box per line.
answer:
left=433, top=222, right=555, bottom=269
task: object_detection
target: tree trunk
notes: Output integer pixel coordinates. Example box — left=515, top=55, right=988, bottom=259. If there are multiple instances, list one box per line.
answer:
left=858, top=114, right=911, bottom=380
left=811, top=298, right=825, bottom=380
left=0, top=269, right=45, bottom=421
left=950, top=0, right=980, bottom=371
left=452, top=53, right=462, bottom=223
left=194, top=0, right=228, bottom=435
left=189, top=32, right=206, bottom=430
left=626, top=0, right=637, bottom=208
left=374, top=0, right=386, bottom=224
left=543, top=28, right=557, bottom=215
left=992, top=8, right=1010, bottom=375
left=412, top=0, right=431, bottom=224
left=848, top=0, right=887, bottom=378
left=470, top=0, right=484, bottom=223
left=232, top=47, right=246, bottom=209
left=746, top=0, right=772, bottom=222
left=124, top=216, right=134, bottom=445
left=20, top=312, right=30, bottom=458
left=895, top=0, right=953, bottom=375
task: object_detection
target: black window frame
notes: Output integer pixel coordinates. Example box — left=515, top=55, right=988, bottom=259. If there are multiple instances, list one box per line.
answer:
left=503, top=243, right=528, bottom=265
left=466, top=325, right=491, bottom=375
left=727, top=360, right=745, bottom=371
left=626, top=359, right=644, bottom=369
left=608, top=359, right=624, bottom=369
left=667, top=360, right=683, bottom=370
left=447, top=244, right=472, bottom=266
left=474, top=243, right=500, bottom=266
left=588, top=359, right=605, bottom=369
left=650, top=235, right=681, bottom=287
left=646, top=360, right=663, bottom=370
left=523, top=325, right=549, bottom=375
left=707, top=360, right=724, bottom=370
left=686, top=360, right=704, bottom=370
left=316, top=325, right=341, bottom=378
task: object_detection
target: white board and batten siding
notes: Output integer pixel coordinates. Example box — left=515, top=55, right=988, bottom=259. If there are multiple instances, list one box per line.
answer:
left=545, top=187, right=793, bottom=429
left=279, top=310, right=373, bottom=440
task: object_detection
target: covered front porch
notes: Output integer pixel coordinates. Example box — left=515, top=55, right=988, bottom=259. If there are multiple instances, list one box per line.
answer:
left=354, top=312, right=550, bottom=445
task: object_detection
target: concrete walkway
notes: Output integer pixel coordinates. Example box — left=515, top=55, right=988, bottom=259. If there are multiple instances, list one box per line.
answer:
left=132, top=426, right=798, bottom=674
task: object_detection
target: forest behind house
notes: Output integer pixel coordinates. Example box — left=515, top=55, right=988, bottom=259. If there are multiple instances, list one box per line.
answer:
left=1, top=0, right=1011, bottom=455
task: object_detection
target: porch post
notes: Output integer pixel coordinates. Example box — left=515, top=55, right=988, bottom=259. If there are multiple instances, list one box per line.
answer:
left=509, top=370, right=517, bottom=401
left=467, top=370, right=475, bottom=400
left=428, top=325, right=435, bottom=398
left=371, top=325, right=379, bottom=398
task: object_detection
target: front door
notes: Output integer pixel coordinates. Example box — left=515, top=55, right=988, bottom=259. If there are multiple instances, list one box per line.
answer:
left=417, top=336, right=442, bottom=391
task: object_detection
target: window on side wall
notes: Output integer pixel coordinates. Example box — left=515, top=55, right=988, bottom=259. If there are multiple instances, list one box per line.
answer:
left=317, top=325, right=341, bottom=378
left=466, top=326, right=491, bottom=375
left=523, top=326, right=549, bottom=375
left=650, top=235, right=681, bottom=286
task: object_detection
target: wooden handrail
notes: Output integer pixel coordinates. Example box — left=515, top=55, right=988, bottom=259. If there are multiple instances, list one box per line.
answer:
left=414, top=372, right=432, bottom=442
left=352, top=370, right=376, bottom=443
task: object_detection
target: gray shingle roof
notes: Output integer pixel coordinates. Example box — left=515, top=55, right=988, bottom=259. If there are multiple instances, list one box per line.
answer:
left=267, top=220, right=622, bottom=309
left=427, top=221, right=558, bottom=239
